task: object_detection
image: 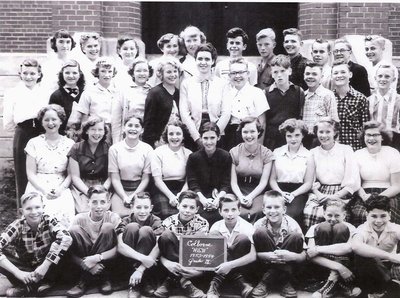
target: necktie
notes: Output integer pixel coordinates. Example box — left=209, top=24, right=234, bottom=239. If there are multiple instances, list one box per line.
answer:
left=66, top=87, right=79, bottom=96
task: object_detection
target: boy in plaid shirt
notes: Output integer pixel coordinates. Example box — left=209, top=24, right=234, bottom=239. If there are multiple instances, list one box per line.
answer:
left=155, top=190, right=209, bottom=298
left=0, top=192, right=72, bottom=297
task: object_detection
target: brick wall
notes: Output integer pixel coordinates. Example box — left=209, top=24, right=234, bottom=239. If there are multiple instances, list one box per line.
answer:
left=299, top=2, right=400, bottom=55
left=0, top=1, right=141, bottom=53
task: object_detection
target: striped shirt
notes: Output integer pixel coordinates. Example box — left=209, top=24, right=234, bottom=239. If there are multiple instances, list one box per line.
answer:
left=368, top=88, right=400, bottom=133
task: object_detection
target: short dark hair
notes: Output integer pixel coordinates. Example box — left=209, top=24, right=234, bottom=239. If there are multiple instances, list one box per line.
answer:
left=116, top=35, right=139, bottom=59
left=19, top=58, right=43, bottom=83
left=194, top=42, right=218, bottom=67
left=178, top=190, right=201, bottom=207
left=21, top=192, right=43, bottom=206
left=124, top=115, right=143, bottom=127
left=92, top=57, right=117, bottom=78
left=50, top=29, right=76, bottom=52
left=157, top=33, right=179, bottom=51
left=305, top=61, right=323, bottom=70
left=279, top=118, right=308, bottom=137
left=37, top=104, right=67, bottom=128
left=127, top=58, right=154, bottom=82
left=57, top=59, right=85, bottom=90
left=219, top=194, right=240, bottom=210
left=226, top=27, right=249, bottom=45
left=81, top=115, right=108, bottom=142
left=199, top=121, right=220, bottom=137
left=238, top=117, right=264, bottom=139
left=359, top=120, right=392, bottom=146
left=133, top=191, right=151, bottom=201
left=161, top=119, right=190, bottom=144
left=283, top=28, right=303, bottom=40
left=365, top=194, right=391, bottom=213
left=87, top=185, right=108, bottom=199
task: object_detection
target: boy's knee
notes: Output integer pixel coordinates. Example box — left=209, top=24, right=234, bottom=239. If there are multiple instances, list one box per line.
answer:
left=69, top=224, right=83, bottom=237
left=316, top=221, right=332, bottom=234
left=158, top=230, right=176, bottom=244
left=126, top=222, right=140, bottom=234
left=234, top=233, right=251, bottom=247
left=138, top=226, right=155, bottom=237
left=100, top=222, right=115, bottom=234
left=332, top=222, right=350, bottom=235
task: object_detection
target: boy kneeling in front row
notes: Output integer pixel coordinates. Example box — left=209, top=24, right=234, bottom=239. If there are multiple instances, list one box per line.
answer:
left=352, top=194, right=400, bottom=298
left=66, top=185, right=121, bottom=297
left=207, top=194, right=255, bottom=298
left=0, top=192, right=72, bottom=297
left=155, top=190, right=209, bottom=298
left=252, top=190, right=306, bottom=298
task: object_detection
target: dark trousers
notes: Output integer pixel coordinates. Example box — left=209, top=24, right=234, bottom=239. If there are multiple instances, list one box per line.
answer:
left=123, top=223, right=156, bottom=259
left=354, top=256, right=393, bottom=293
left=314, top=222, right=350, bottom=246
left=158, top=230, right=180, bottom=262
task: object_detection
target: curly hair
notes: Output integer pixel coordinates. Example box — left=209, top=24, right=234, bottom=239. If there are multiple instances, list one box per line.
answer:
left=80, top=115, right=108, bottom=142
left=161, top=119, right=190, bottom=144
left=116, top=35, right=139, bottom=59
left=155, top=57, right=182, bottom=81
left=37, top=104, right=67, bottom=128
left=194, top=43, right=218, bottom=67
left=19, top=58, right=43, bottom=83
left=238, top=117, right=264, bottom=139
left=279, top=118, right=308, bottom=137
left=127, top=58, right=154, bottom=82
left=359, top=120, right=392, bottom=146
left=50, top=29, right=76, bottom=52
left=313, top=117, right=341, bottom=140
left=57, top=59, right=85, bottom=90
left=91, top=57, right=117, bottom=78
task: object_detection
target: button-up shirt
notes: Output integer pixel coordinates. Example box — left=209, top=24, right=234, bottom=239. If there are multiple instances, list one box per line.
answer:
left=162, top=213, right=209, bottom=238
left=368, top=88, right=400, bottom=133
left=354, top=221, right=400, bottom=253
left=210, top=217, right=254, bottom=246
left=273, top=144, right=310, bottom=183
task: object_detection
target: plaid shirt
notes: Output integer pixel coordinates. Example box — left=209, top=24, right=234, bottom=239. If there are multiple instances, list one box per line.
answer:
left=0, top=214, right=72, bottom=267
left=335, top=86, right=369, bottom=150
left=303, top=85, right=339, bottom=133
left=162, top=213, right=209, bottom=238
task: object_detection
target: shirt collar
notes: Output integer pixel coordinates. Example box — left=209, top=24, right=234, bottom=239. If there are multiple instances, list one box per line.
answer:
left=269, top=81, right=295, bottom=92
left=129, top=81, right=152, bottom=90
left=243, top=144, right=261, bottom=158
left=376, top=88, right=396, bottom=103
left=364, top=221, right=396, bottom=237
left=96, top=82, right=115, bottom=93
left=279, top=144, right=308, bottom=158
left=305, top=84, right=324, bottom=97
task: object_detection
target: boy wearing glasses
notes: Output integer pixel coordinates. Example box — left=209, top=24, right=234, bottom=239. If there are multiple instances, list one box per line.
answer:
left=333, top=39, right=371, bottom=97
left=311, top=39, right=332, bottom=89
left=215, top=27, right=257, bottom=86
left=282, top=28, right=309, bottom=90
left=223, top=58, right=269, bottom=150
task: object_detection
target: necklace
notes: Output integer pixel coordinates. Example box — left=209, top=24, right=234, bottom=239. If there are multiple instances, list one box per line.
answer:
left=45, top=135, right=62, bottom=151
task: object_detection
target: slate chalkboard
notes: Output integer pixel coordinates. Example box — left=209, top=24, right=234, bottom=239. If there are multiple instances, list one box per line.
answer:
left=179, top=235, right=227, bottom=271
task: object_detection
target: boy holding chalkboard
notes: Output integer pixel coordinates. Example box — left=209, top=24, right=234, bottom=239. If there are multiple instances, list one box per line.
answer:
left=155, top=190, right=209, bottom=298
left=252, top=190, right=306, bottom=298
left=116, top=192, right=164, bottom=298
left=207, top=194, right=255, bottom=298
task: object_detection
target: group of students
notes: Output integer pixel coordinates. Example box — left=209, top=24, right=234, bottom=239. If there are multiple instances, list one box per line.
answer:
left=1, top=24, right=400, bottom=298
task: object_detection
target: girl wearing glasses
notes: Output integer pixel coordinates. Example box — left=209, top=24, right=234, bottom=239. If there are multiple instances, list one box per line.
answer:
left=350, top=121, right=400, bottom=225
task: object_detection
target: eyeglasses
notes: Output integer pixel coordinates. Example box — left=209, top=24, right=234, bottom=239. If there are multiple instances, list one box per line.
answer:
left=333, top=49, right=350, bottom=54
left=365, top=133, right=381, bottom=138
left=229, top=70, right=248, bottom=76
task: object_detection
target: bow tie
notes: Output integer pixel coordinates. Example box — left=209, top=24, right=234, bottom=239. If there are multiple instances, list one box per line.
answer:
left=66, top=87, right=79, bottom=96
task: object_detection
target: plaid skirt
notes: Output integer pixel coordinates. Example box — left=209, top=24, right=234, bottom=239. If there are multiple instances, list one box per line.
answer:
left=349, top=187, right=400, bottom=227
left=303, top=184, right=352, bottom=230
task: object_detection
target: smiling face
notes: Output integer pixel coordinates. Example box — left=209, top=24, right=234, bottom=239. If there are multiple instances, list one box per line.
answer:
left=331, top=64, right=352, bottom=87
left=367, top=208, right=390, bottom=233
left=42, top=109, right=62, bottom=134
left=364, top=127, right=382, bottom=152
left=162, top=36, right=179, bottom=57
left=227, top=36, right=246, bottom=58
left=62, top=66, right=80, bottom=88
left=133, top=62, right=150, bottom=86
left=178, top=198, right=199, bottom=222
left=56, top=37, right=72, bottom=56
left=98, top=66, right=114, bottom=88
left=375, top=66, right=395, bottom=94
left=365, top=40, right=384, bottom=65
left=82, top=38, right=100, bottom=61
left=323, top=205, right=346, bottom=225
left=229, top=62, right=249, bottom=90
left=124, top=117, right=143, bottom=140
left=283, top=34, right=302, bottom=57
left=312, top=42, right=330, bottom=66
left=167, top=125, right=184, bottom=150
left=241, top=121, right=259, bottom=146
left=118, top=39, right=138, bottom=62
left=162, top=63, right=179, bottom=87
left=196, top=50, right=213, bottom=74
left=89, top=193, right=110, bottom=221
left=132, top=197, right=153, bottom=223
left=257, top=36, right=275, bottom=59
left=317, top=122, right=336, bottom=149
left=87, top=121, right=105, bottom=145
left=271, top=65, right=291, bottom=87
left=184, top=33, right=201, bottom=57
left=22, top=196, right=44, bottom=227
left=304, top=65, right=323, bottom=91
left=219, top=201, right=240, bottom=226
left=285, top=128, right=303, bottom=151
left=20, top=65, right=40, bottom=89
left=201, top=130, right=219, bottom=155
left=263, top=196, right=286, bottom=225
left=333, top=42, right=351, bottom=64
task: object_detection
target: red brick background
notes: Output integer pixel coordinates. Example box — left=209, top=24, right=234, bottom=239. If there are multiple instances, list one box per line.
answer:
left=0, top=1, right=141, bottom=53
left=299, top=2, right=400, bottom=56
